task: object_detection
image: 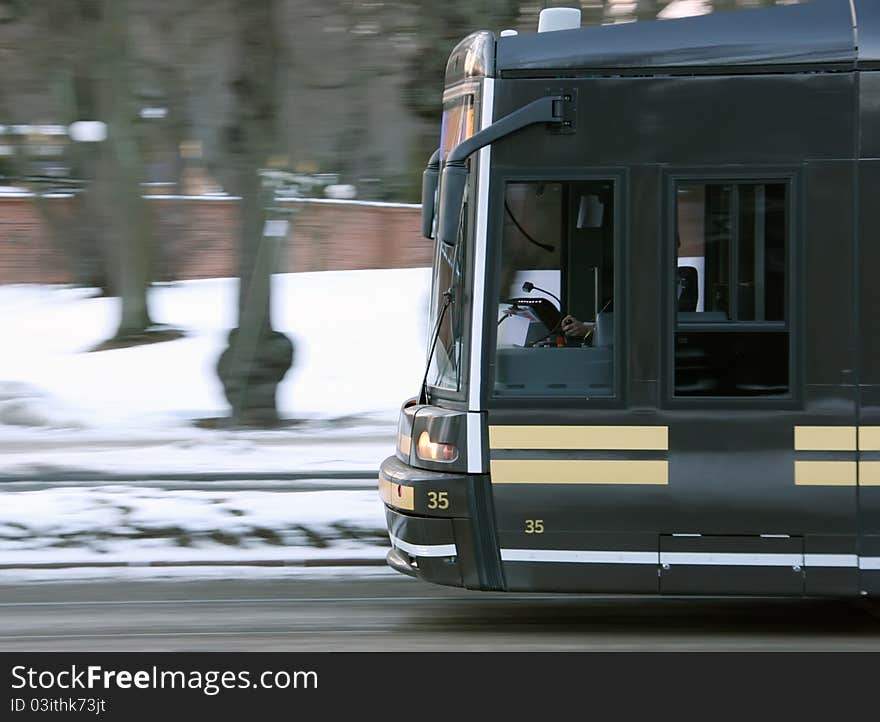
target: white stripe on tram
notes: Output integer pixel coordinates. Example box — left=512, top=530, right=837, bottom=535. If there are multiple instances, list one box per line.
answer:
left=501, top=549, right=658, bottom=565
left=804, top=554, right=858, bottom=568
left=467, top=412, right=484, bottom=473
left=660, top=552, right=802, bottom=567
left=499, top=550, right=861, bottom=568
left=468, top=77, right=494, bottom=414
left=390, top=535, right=457, bottom=558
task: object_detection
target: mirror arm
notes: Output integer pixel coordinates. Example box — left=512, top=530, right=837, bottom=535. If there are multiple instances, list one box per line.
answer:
left=438, top=95, right=565, bottom=245
left=447, top=95, right=564, bottom=165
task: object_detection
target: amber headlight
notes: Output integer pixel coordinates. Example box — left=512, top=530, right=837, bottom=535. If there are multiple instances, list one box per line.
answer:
left=416, top=431, right=458, bottom=463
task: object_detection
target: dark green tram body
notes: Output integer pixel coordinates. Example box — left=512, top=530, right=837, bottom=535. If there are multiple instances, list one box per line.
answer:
left=379, top=0, right=880, bottom=597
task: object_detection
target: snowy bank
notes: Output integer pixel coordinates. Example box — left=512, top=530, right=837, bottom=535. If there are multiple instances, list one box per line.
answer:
left=0, top=487, right=389, bottom=570
left=0, top=268, right=431, bottom=476
left=0, top=268, right=430, bottom=430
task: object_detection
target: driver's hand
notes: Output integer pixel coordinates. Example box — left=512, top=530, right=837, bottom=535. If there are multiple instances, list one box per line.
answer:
left=561, top=314, right=593, bottom=339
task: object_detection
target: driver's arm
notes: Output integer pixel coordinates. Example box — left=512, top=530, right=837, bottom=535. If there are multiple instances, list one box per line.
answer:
left=561, top=314, right=594, bottom=339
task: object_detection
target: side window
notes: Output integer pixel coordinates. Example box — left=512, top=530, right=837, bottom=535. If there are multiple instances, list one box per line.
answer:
left=674, top=181, right=789, bottom=397
left=493, top=180, right=615, bottom=398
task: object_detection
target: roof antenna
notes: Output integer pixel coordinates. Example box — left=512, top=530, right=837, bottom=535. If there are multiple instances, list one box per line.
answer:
left=537, top=8, right=581, bottom=33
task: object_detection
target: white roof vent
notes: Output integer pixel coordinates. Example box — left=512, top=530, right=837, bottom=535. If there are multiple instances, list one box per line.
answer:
left=500, top=29, right=518, bottom=37
left=537, top=8, right=581, bottom=33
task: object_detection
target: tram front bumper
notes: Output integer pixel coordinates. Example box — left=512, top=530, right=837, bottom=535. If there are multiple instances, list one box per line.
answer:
left=379, top=455, right=494, bottom=589
left=384, top=505, right=464, bottom=587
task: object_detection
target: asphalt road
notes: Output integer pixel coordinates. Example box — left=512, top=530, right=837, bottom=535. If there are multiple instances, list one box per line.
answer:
left=3, top=572, right=880, bottom=651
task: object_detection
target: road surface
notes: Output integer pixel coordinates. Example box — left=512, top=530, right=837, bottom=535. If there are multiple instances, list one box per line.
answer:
left=2, top=572, right=880, bottom=650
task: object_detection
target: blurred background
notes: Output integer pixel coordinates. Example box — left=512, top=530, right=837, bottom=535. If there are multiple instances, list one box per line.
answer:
left=0, top=0, right=813, bottom=620
left=0, top=0, right=804, bottom=431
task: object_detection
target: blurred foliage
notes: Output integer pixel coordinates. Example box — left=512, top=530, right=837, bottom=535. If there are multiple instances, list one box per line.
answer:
left=0, top=0, right=798, bottom=203
left=0, top=0, right=27, bottom=24
left=0, top=0, right=802, bottom=417
left=401, top=1, right=520, bottom=121
left=0, top=0, right=799, bottom=297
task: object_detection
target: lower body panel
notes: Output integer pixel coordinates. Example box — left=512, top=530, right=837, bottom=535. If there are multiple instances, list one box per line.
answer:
left=380, top=458, right=861, bottom=597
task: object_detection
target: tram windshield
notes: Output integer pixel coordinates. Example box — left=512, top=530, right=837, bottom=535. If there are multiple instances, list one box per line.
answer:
left=494, top=180, right=616, bottom=398
left=439, top=93, right=475, bottom=162
left=426, top=92, right=478, bottom=392
left=426, top=238, right=464, bottom=391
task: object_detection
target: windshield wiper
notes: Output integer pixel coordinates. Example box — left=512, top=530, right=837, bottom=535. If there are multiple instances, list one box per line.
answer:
left=418, top=287, right=454, bottom=405
left=419, top=196, right=465, bottom=405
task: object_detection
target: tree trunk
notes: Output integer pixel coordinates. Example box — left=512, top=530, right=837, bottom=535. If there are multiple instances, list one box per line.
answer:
left=216, top=0, right=293, bottom=426
left=97, top=0, right=154, bottom=337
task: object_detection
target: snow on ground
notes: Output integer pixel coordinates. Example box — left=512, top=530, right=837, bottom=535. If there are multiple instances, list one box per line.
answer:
left=0, top=269, right=431, bottom=475
left=0, top=487, right=389, bottom=567
left=0, top=438, right=395, bottom=477
left=0, top=269, right=428, bottom=576
left=0, top=268, right=430, bottom=429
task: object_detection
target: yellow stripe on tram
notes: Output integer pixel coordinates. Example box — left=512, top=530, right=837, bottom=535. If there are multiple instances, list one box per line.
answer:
left=378, top=476, right=415, bottom=510
left=794, top=426, right=857, bottom=451
left=489, top=425, right=668, bottom=451
left=792, top=426, right=880, bottom=486
left=857, top=426, right=880, bottom=486
left=794, top=460, right=857, bottom=486
left=860, top=461, right=880, bottom=487
left=490, top=459, right=668, bottom=485
left=860, top=427, right=880, bottom=452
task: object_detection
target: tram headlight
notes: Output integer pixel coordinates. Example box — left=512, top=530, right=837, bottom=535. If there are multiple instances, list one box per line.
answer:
left=416, top=431, right=459, bottom=463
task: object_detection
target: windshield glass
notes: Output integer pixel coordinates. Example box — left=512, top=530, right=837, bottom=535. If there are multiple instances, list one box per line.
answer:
left=426, top=238, right=463, bottom=390
left=427, top=92, right=477, bottom=393
left=439, top=93, right=475, bottom=162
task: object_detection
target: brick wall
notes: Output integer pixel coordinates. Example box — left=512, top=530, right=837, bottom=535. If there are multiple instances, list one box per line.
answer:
left=0, top=198, right=73, bottom=284
left=0, top=196, right=431, bottom=285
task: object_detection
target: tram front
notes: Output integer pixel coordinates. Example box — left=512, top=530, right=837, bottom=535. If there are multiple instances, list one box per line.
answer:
left=378, top=30, right=507, bottom=590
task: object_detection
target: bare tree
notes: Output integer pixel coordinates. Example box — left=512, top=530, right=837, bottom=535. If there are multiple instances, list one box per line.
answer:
left=90, top=0, right=156, bottom=339
left=0, top=0, right=183, bottom=341
left=215, top=0, right=293, bottom=426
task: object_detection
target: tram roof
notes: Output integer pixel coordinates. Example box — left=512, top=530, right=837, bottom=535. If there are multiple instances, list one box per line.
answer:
left=496, top=0, right=880, bottom=75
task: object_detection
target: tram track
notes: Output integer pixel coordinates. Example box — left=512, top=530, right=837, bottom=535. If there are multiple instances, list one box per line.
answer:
left=0, top=470, right=378, bottom=491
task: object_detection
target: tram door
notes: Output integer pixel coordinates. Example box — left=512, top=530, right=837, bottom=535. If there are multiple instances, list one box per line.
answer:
left=659, top=166, right=858, bottom=597
left=488, top=175, right=667, bottom=593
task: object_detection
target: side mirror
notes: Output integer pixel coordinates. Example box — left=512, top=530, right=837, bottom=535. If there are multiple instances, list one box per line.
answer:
left=421, top=149, right=441, bottom=239
left=437, top=160, right=468, bottom=245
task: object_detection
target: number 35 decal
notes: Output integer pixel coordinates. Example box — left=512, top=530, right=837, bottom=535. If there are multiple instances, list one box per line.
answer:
left=427, top=491, right=449, bottom=510
left=524, top=519, right=544, bottom=534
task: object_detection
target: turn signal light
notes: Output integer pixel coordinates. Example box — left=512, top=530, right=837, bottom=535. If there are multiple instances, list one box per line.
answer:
left=416, top=431, right=458, bottom=463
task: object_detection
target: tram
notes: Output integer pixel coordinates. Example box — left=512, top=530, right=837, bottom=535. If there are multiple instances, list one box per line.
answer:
left=379, top=0, right=880, bottom=597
